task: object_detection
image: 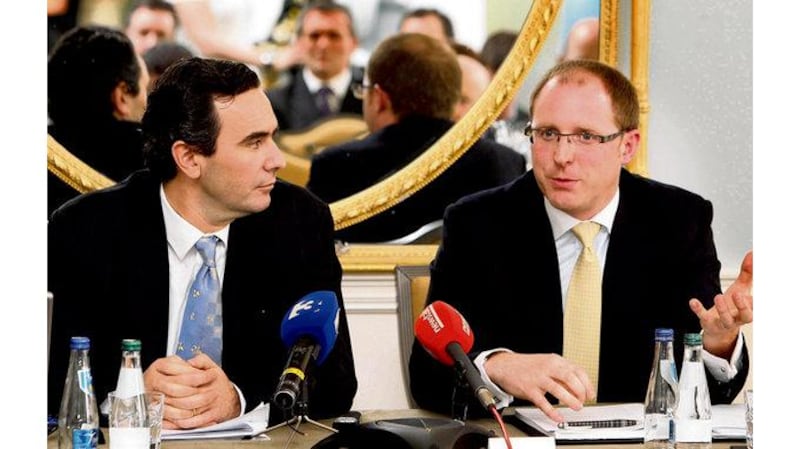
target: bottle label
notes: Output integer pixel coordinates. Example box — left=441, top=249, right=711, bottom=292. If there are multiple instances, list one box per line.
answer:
left=659, top=359, right=678, bottom=388
left=72, top=428, right=98, bottom=449
left=116, top=367, right=145, bottom=398
left=109, top=427, right=150, bottom=449
left=673, top=418, right=712, bottom=442
left=77, top=368, right=94, bottom=396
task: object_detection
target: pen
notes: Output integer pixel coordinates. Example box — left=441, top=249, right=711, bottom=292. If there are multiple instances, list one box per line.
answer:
left=557, top=419, right=640, bottom=429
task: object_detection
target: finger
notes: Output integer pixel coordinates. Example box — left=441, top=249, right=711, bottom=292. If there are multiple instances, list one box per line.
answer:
left=162, top=402, right=195, bottom=423
left=150, top=355, right=197, bottom=375
left=528, top=389, right=564, bottom=424
left=574, top=368, right=596, bottom=402
left=161, top=418, right=180, bottom=430
left=167, top=389, right=216, bottom=412
left=688, top=298, right=708, bottom=320
left=733, top=292, right=753, bottom=323
left=187, top=352, right=220, bottom=370
left=173, top=408, right=218, bottom=430
left=714, top=294, right=737, bottom=329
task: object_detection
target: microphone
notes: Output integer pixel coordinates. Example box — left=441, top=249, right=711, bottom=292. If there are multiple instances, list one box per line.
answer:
left=272, top=291, right=340, bottom=411
left=414, top=301, right=496, bottom=411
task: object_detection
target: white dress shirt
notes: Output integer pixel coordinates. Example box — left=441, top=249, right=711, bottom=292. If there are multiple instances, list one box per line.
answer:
left=160, top=186, right=246, bottom=413
left=475, top=189, right=743, bottom=408
left=303, top=66, right=353, bottom=112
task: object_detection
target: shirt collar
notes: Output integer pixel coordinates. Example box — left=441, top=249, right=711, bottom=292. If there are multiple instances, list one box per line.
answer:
left=544, top=188, right=620, bottom=240
left=160, top=184, right=229, bottom=260
left=303, top=66, right=353, bottom=98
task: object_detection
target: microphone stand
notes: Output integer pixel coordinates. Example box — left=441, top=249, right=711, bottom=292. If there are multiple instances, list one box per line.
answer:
left=263, top=380, right=338, bottom=435
left=451, top=370, right=471, bottom=422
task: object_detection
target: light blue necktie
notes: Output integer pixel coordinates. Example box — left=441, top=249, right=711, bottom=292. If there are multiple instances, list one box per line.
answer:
left=176, top=236, right=222, bottom=365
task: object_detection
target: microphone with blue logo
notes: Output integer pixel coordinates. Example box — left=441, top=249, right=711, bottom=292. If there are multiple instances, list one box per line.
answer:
left=272, top=291, right=340, bottom=411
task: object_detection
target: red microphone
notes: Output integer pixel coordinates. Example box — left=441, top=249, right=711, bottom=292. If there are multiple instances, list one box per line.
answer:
left=415, top=301, right=496, bottom=410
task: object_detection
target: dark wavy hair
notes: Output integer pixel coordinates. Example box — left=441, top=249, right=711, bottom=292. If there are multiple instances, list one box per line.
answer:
left=48, top=26, right=141, bottom=125
left=141, top=57, right=260, bottom=181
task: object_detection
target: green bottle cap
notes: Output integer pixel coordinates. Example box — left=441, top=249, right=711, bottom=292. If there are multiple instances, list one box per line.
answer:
left=121, top=339, right=142, bottom=351
left=684, top=333, right=702, bottom=345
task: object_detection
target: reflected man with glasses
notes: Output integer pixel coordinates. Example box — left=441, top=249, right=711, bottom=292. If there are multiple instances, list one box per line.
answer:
left=409, top=59, right=753, bottom=423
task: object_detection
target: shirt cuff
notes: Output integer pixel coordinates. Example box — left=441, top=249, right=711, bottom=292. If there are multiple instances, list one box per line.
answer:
left=474, top=348, right=515, bottom=409
left=232, top=382, right=246, bottom=417
left=702, top=330, right=744, bottom=381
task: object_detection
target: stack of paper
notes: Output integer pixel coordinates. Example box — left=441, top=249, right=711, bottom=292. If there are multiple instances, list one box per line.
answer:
left=161, top=402, right=270, bottom=440
left=514, top=403, right=747, bottom=442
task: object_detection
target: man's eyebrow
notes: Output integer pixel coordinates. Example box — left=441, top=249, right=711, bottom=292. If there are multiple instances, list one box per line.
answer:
left=238, top=131, right=271, bottom=146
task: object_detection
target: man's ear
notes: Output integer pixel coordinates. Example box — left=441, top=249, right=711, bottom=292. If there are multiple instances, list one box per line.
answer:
left=172, top=141, right=202, bottom=179
left=373, top=85, right=392, bottom=114
left=110, top=81, right=133, bottom=120
left=620, top=129, right=640, bottom=164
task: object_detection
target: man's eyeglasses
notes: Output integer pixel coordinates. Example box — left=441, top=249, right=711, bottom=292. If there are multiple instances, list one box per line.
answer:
left=350, top=82, right=376, bottom=100
left=523, top=122, right=627, bottom=146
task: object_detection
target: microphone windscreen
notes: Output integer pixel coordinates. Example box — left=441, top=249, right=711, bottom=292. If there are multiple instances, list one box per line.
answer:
left=414, top=301, right=474, bottom=366
left=280, top=290, right=340, bottom=363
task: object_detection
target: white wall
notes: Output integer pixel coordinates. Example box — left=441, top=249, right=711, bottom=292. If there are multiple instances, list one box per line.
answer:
left=646, top=0, right=753, bottom=274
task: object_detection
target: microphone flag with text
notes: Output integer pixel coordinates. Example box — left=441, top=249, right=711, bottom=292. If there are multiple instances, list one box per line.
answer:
left=273, top=290, right=340, bottom=411
left=414, top=301, right=497, bottom=411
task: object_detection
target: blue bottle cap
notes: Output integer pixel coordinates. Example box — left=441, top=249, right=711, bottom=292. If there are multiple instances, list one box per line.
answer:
left=70, top=336, right=90, bottom=350
left=654, top=328, right=674, bottom=341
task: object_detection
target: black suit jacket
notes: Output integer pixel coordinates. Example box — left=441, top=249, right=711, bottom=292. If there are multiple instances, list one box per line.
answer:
left=48, top=120, right=145, bottom=218
left=48, top=170, right=357, bottom=425
left=306, top=116, right=527, bottom=242
left=409, top=170, right=748, bottom=416
left=267, top=66, right=363, bottom=131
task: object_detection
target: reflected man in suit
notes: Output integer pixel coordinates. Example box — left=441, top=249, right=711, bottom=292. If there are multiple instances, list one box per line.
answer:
left=48, top=57, right=357, bottom=429
left=267, top=1, right=363, bottom=131
left=48, top=26, right=149, bottom=217
left=409, top=60, right=753, bottom=422
left=306, top=32, right=526, bottom=243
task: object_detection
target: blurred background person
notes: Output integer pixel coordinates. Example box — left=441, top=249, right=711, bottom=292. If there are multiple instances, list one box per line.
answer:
left=142, top=41, right=194, bottom=92
left=124, top=0, right=179, bottom=55
left=267, top=1, right=363, bottom=131
left=398, top=7, right=453, bottom=44
left=48, top=25, right=149, bottom=217
left=48, top=0, right=81, bottom=52
left=307, top=33, right=525, bottom=243
left=450, top=42, right=492, bottom=122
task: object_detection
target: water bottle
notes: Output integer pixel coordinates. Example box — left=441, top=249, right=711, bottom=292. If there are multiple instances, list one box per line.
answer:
left=109, top=339, right=149, bottom=449
left=673, top=333, right=712, bottom=448
left=58, top=336, right=100, bottom=449
left=644, top=328, right=679, bottom=449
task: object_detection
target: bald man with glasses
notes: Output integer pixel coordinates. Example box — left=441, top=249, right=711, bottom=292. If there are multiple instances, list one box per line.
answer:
left=409, top=59, right=753, bottom=423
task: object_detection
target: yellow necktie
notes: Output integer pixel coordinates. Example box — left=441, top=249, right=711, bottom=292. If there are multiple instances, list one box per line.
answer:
left=563, top=221, right=602, bottom=401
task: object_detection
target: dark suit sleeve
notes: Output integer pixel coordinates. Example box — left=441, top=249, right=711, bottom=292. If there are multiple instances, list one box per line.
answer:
left=303, top=203, right=358, bottom=420
left=409, top=202, right=485, bottom=417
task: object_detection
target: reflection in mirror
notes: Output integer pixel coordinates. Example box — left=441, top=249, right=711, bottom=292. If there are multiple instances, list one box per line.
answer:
left=48, top=0, right=646, bottom=271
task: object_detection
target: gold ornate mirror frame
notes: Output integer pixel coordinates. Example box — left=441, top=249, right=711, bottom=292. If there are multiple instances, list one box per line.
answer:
left=338, top=0, right=651, bottom=271
left=47, top=0, right=651, bottom=273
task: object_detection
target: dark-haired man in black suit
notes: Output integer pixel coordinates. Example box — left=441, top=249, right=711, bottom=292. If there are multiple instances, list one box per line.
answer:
left=307, top=33, right=526, bottom=243
left=267, top=1, right=363, bottom=131
left=409, top=59, right=753, bottom=423
left=48, top=57, right=357, bottom=429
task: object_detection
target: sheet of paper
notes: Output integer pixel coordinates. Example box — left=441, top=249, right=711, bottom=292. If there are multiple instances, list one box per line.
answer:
left=516, top=403, right=644, bottom=441
left=514, top=403, right=746, bottom=442
left=161, top=402, right=270, bottom=441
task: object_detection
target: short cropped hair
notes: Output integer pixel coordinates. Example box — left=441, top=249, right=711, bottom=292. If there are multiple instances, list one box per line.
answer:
left=480, top=30, right=517, bottom=73
left=296, top=0, right=356, bottom=38
left=368, top=33, right=461, bottom=120
left=400, top=8, right=454, bottom=39
left=530, top=59, right=639, bottom=131
left=48, top=26, right=142, bottom=125
left=124, top=0, right=179, bottom=28
left=142, top=57, right=261, bottom=181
